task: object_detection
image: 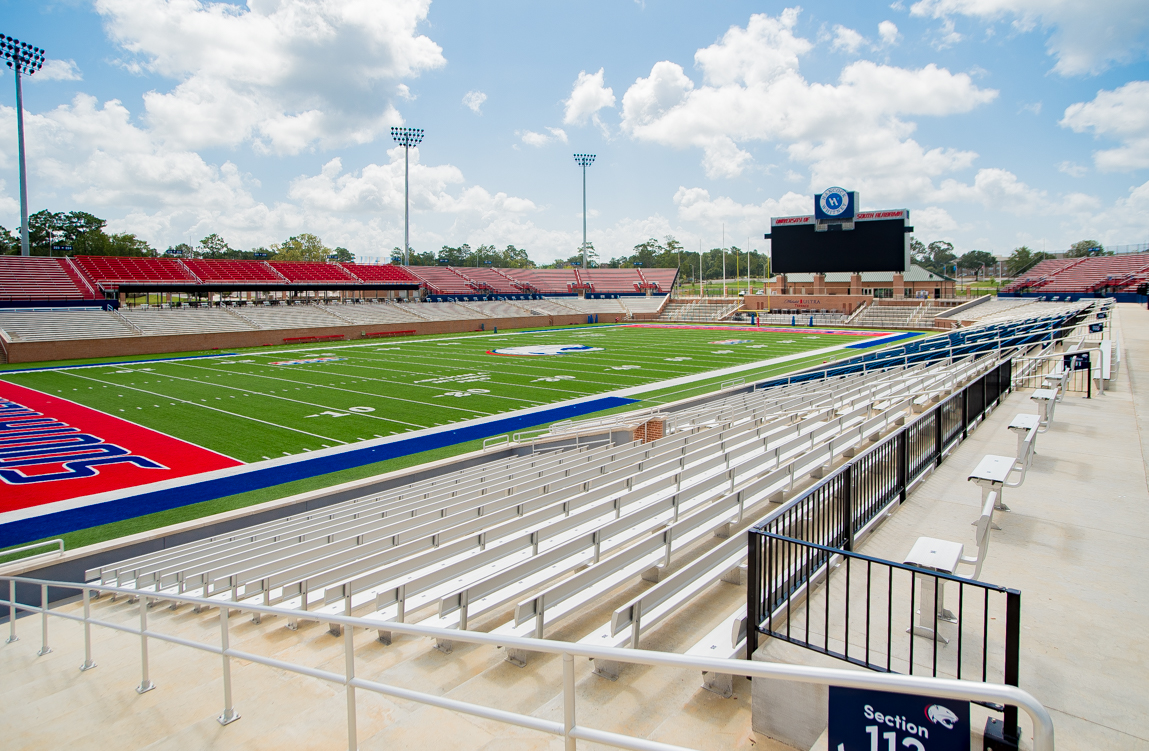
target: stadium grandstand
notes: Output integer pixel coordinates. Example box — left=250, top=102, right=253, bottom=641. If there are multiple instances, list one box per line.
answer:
left=3, top=295, right=1134, bottom=751
left=0, top=256, right=97, bottom=301
left=1002, top=252, right=1149, bottom=297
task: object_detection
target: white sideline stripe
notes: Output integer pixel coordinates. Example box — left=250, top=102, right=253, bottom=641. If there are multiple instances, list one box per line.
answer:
left=0, top=341, right=856, bottom=526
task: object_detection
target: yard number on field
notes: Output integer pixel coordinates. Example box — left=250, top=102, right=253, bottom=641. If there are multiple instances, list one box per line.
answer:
left=304, top=406, right=376, bottom=418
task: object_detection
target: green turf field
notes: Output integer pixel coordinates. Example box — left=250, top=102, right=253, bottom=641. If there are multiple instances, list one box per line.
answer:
left=0, top=323, right=895, bottom=463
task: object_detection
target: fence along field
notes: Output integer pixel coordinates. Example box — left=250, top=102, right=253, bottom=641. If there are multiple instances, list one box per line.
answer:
left=0, top=325, right=894, bottom=463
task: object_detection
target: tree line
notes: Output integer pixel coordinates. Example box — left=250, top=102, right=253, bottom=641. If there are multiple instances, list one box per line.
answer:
left=395, top=236, right=769, bottom=281
left=912, top=238, right=1110, bottom=278
left=0, top=209, right=1113, bottom=280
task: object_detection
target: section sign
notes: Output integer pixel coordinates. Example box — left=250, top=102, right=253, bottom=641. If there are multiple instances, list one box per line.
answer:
left=0, top=381, right=243, bottom=513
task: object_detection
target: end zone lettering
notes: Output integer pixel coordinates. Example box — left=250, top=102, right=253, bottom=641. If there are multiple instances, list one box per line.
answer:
left=0, top=397, right=166, bottom=485
left=0, top=380, right=242, bottom=515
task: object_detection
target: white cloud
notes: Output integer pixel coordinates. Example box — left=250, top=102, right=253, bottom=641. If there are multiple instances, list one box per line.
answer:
left=563, top=68, right=616, bottom=127
left=1055, top=179, right=1149, bottom=246
left=518, top=127, right=568, bottom=147
left=935, top=168, right=1046, bottom=212
left=832, top=26, right=867, bottom=54
left=909, top=0, right=1149, bottom=76
left=1018, top=101, right=1042, bottom=115
left=674, top=187, right=809, bottom=237
left=0, top=96, right=551, bottom=257
left=95, top=0, right=446, bottom=154
left=878, top=21, right=900, bottom=46
left=912, top=206, right=959, bottom=235
left=620, top=9, right=997, bottom=191
left=1058, top=160, right=1087, bottom=177
left=34, top=60, right=83, bottom=82
left=1060, top=81, right=1149, bottom=171
left=462, top=91, right=487, bottom=114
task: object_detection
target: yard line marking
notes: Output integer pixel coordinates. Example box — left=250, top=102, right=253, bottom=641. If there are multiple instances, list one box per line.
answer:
left=57, top=371, right=351, bottom=445
left=180, top=359, right=546, bottom=408
left=116, top=366, right=438, bottom=427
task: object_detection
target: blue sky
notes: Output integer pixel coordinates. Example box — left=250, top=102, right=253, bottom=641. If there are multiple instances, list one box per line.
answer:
left=1, top=0, right=1147, bottom=263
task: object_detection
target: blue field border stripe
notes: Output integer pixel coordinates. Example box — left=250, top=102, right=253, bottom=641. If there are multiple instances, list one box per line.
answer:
left=845, top=331, right=919, bottom=349
left=1, top=352, right=241, bottom=374
left=0, top=395, right=639, bottom=548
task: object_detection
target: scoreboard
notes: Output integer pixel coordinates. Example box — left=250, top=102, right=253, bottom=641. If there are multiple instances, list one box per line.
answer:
left=767, top=208, right=912, bottom=274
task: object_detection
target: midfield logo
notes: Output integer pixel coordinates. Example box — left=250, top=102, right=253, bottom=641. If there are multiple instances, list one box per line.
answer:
left=269, top=357, right=347, bottom=365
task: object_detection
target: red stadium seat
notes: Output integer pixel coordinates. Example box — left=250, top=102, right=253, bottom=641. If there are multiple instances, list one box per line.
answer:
left=0, top=257, right=93, bottom=300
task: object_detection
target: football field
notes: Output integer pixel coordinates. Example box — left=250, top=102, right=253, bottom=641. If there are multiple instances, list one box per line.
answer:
left=0, top=323, right=902, bottom=465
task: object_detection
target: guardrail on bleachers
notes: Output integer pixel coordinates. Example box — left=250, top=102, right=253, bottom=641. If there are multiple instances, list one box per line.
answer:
left=746, top=358, right=1017, bottom=730
left=751, top=534, right=1022, bottom=735
left=0, top=575, right=1054, bottom=751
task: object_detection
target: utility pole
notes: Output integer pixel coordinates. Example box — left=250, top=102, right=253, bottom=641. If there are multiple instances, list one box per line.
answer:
left=2, top=34, right=45, bottom=256
left=722, top=224, right=726, bottom=297
left=390, top=126, right=424, bottom=266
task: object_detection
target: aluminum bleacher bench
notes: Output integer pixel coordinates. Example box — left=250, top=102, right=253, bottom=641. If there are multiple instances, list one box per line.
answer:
left=580, top=531, right=747, bottom=681
left=1030, top=388, right=1058, bottom=431
left=968, top=455, right=1014, bottom=513
left=684, top=606, right=748, bottom=697
left=904, top=489, right=999, bottom=644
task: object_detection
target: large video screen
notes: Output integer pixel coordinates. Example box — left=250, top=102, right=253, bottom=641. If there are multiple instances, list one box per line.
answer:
left=771, top=217, right=909, bottom=273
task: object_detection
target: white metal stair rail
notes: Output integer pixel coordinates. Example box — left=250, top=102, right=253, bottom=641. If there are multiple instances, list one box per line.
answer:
left=0, top=576, right=1057, bottom=751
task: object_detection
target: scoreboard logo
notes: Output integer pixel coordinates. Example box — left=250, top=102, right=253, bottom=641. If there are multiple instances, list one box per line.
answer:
left=815, top=186, right=857, bottom=220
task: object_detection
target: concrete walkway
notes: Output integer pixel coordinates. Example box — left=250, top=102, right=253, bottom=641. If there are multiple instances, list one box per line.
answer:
left=843, top=303, right=1149, bottom=749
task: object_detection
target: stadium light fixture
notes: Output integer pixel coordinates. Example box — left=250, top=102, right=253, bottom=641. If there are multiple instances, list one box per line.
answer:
left=2, top=34, right=45, bottom=257
left=573, top=153, right=595, bottom=270
left=391, top=126, right=424, bottom=266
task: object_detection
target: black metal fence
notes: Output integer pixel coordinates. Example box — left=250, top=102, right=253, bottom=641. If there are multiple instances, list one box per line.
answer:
left=750, top=533, right=1021, bottom=730
left=753, top=359, right=1013, bottom=552
left=747, top=358, right=1018, bottom=719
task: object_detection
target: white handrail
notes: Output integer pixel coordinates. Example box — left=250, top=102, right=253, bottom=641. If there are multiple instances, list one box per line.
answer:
left=2, top=575, right=1054, bottom=751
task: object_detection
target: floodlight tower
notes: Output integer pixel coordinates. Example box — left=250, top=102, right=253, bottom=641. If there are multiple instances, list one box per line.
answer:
left=391, top=126, right=424, bottom=266
left=2, top=34, right=45, bottom=257
left=573, top=153, right=595, bottom=269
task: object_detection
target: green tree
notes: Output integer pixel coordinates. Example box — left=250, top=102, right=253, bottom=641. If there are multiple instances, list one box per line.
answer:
left=958, top=250, right=998, bottom=278
left=165, top=242, right=195, bottom=258
left=499, top=244, right=533, bottom=268
left=199, top=234, right=232, bottom=258
left=0, top=226, right=18, bottom=254
left=331, top=247, right=354, bottom=263
left=1066, top=239, right=1104, bottom=257
left=1005, top=246, right=1054, bottom=276
left=75, top=231, right=155, bottom=256
left=273, top=233, right=330, bottom=263
left=27, top=210, right=110, bottom=255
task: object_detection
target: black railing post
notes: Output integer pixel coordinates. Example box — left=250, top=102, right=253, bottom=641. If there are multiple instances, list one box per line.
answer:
left=933, top=403, right=943, bottom=467
left=1001, top=589, right=1023, bottom=745
left=746, top=530, right=761, bottom=659
left=896, top=430, right=907, bottom=503
left=1087, top=350, right=1092, bottom=399
left=961, top=385, right=969, bottom=440
left=843, top=465, right=855, bottom=551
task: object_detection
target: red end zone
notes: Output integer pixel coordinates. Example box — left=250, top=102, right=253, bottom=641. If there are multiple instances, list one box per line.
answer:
left=0, top=381, right=243, bottom=514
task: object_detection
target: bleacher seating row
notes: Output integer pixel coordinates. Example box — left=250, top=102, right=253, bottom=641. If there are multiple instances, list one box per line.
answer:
left=0, top=296, right=673, bottom=341
left=0, top=255, right=679, bottom=300
left=0, top=257, right=97, bottom=300
left=1002, top=253, right=1149, bottom=294
left=86, top=336, right=1015, bottom=683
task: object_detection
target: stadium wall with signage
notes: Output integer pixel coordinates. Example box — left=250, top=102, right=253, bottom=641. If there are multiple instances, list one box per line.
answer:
left=0, top=313, right=594, bottom=364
